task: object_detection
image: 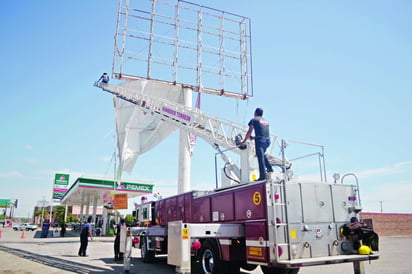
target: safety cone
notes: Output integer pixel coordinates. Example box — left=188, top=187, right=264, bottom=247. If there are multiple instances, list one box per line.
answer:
left=21, top=230, right=25, bottom=239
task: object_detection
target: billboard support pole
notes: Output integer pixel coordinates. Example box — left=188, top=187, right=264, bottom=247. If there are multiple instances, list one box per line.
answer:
left=178, top=86, right=193, bottom=194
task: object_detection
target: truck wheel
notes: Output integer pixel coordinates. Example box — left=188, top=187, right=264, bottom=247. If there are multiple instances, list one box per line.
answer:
left=141, top=237, right=155, bottom=263
left=199, top=240, right=224, bottom=274
left=261, top=266, right=300, bottom=274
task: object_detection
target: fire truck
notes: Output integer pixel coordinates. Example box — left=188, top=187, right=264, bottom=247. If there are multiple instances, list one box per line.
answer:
left=95, top=80, right=379, bottom=274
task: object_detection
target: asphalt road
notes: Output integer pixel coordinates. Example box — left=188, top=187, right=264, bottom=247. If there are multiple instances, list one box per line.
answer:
left=0, top=228, right=410, bottom=273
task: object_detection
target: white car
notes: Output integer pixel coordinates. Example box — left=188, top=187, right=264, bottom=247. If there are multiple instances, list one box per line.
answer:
left=13, top=223, right=38, bottom=231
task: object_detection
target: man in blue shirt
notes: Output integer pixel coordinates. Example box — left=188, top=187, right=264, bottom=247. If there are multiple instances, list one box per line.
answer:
left=239, top=108, right=273, bottom=181
left=78, top=216, right=93, bottom=256
left=41, top=219, right=50, bottom=238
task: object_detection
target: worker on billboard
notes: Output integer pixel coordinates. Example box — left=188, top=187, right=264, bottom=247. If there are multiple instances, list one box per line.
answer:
left=98, top=72, right=110, bottom=84
left=113, top=218, right=125, bottom=261
left=78, top=216, right=93, bottom=256
left=239, top=108, right=273, bottom=181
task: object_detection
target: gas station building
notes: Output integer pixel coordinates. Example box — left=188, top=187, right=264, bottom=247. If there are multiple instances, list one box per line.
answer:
left=60, top=176, right=153, bottom=234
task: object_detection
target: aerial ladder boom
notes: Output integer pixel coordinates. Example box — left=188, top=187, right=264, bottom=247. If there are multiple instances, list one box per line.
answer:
left=94, top=81, right=288, bottom=184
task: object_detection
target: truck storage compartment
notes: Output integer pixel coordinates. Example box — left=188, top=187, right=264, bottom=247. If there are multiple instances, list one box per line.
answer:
left=211, top=192, right=235, bottom=222
left=301, top=183, right=333, bottom=223
left=234, top=183, right=267, bottom=221
left=245, top=221, right=269, bottom=263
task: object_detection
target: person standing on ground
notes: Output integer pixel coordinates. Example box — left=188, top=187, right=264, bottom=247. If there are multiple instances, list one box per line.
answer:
left=239, top=108, right=273, bottom=181
left=114, top=218, right=125, bottom=261
left=41, top=219, right=50, bottom=238
left=78, top=216, right=93, bottom=257
left=60, top=222, right=66, bottom=237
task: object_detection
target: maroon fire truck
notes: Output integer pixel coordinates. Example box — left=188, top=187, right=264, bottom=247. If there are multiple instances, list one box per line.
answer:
left=95, top=81, right=379, bottom=274
left=131, top=177, right=379, bottom=274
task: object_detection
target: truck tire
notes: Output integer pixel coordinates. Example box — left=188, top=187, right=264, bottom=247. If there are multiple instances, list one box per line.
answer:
left=141, top=237, right=155, bottom=263
left=199, top=240, right=225, bottom=274
left=261, top=266, right=300, bottom=274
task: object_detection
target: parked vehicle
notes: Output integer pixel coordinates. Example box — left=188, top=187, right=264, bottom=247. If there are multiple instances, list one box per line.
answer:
left=13, top=223, right=38, bottom=231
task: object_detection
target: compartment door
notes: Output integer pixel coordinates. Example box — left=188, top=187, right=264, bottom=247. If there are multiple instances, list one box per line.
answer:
left=301, top=183, right=333, bottom=223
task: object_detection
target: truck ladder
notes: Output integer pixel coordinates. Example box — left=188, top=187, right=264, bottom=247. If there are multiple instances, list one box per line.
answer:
left=272, top=182, right=292, bottom=260
left=270, top=140, right=292, bottom=260
left=94, top=81, right=287, bottom=170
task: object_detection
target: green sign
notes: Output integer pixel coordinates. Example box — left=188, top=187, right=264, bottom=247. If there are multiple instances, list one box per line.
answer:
left=54, top=173, right=69, bottom=185
left=53, top=173, right=70, bottom=200
left=120, top=182, right=153, bottom=193
left=77, top=177, right=153, bottom=193
left=0, top=199, right=10, bottom=208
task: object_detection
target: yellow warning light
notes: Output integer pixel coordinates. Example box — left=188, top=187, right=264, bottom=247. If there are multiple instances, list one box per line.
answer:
left=251, top=172, right=257, bottom=181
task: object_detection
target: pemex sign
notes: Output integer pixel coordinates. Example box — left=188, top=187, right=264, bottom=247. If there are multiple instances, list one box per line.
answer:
left=53, top=173, right=69, bottom=200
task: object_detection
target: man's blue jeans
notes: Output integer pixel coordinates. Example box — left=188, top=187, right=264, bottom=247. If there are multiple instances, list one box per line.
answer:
left=255, top=137, right=273, bottom=180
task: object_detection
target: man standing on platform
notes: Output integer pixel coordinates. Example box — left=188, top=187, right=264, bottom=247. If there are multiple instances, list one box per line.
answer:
left=239, top=108, right=273, bottom=181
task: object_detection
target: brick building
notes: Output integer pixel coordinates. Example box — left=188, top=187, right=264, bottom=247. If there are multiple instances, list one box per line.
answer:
left=361, top=212, right=412, bottom=236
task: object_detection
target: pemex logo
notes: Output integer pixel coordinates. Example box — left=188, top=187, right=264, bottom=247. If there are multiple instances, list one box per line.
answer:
left=54, top=173, right=69, bottom=185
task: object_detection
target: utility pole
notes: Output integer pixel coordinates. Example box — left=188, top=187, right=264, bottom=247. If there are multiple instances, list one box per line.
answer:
left=37, top=198, right=49, bottom=227
left=379, top=201, right=383, bottom=213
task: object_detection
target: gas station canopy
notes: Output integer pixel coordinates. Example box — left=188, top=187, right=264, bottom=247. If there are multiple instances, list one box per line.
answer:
left=60, top=177, right=154, bottom=206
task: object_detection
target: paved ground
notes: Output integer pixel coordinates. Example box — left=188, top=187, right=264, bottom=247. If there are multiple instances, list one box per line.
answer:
left=0, top=228, right=410, bottom=273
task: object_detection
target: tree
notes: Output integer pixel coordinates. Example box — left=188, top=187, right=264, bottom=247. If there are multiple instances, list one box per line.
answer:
left=125, top=214, right=134, bottom=226
left=35, top=209, right=49, bottom=223
left=66, top=215, right=79, bottom=223
left=53, top=205, right=66, bottom=224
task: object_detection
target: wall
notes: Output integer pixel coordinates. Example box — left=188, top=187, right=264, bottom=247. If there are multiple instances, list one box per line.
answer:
left=361, top=212, right=412, bottom=236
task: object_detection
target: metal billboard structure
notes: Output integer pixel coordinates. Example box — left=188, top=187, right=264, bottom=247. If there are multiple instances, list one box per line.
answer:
left=112, top=0, right=253, bottom=100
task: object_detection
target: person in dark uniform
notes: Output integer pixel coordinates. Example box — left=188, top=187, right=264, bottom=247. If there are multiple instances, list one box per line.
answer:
left=60, top=222, right=66, bottom=237
left=239, top=108, right=273, bottom=181
left=41, top=219, right=50, bottom=238
left=78, top=216, right=93, bottom=256
left=114, top=218, right=125, bottom=261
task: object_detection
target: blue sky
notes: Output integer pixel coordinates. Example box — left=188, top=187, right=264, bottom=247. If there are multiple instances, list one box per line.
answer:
left=1, top=0, right=411, bottom=217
